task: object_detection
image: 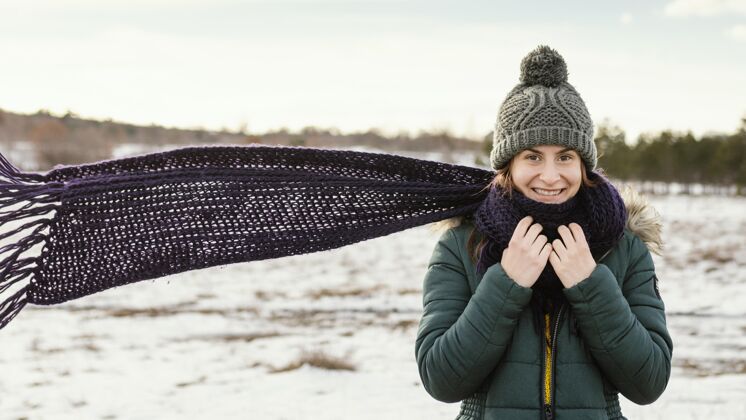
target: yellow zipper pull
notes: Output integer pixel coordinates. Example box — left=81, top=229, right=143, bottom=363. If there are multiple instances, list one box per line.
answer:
left=543, top=303, right=565, bottom=420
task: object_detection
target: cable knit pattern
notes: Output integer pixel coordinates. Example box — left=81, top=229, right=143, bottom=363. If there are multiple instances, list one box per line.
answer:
left=490, top=45, right=597, bottom=171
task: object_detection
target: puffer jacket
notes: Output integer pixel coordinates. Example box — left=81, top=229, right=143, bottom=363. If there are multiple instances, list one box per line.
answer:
left=415, top=187, right=673, bottom=419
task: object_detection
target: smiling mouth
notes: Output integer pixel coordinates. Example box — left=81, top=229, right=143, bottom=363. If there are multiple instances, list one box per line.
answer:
left=532, top=188, right=565, bottom=196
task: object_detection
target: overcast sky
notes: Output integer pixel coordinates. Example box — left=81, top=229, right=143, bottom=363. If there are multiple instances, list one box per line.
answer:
left=1, top=0, right=744, bottom=143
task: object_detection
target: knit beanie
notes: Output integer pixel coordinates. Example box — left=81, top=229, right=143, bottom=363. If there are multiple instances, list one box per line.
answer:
left=489, top=45, right=597, bottom=171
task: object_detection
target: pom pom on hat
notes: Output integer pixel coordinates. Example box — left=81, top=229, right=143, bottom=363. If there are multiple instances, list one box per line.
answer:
left=519, top=45, right=568, bottom=88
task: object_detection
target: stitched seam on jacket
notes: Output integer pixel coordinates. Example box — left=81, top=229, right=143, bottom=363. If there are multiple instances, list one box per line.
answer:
left=464, top=312, right=492, bottom=345
left=449, top=228, right=513, bottom=397
left=624, top=236, right=651, bottom=279
left=579, top=269, right=659, bottom=402
left=553, top=406, right=609, bottom=410
left=452, top=279, right=514, bottom=392
left=423, top=229, right=472, bottom=397
left=450, top=227, right=469, bottom=281
left=499, top=360, right=540, bottom=365
left=426, top=297, right=470, bottom=304
left=622, top=270, right=655, bottom=294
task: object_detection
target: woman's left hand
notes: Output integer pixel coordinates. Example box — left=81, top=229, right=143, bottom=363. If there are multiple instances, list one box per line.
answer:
left=548, top=223, right=597, bottom=288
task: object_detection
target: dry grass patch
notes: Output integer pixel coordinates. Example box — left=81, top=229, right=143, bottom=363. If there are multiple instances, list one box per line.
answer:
left=72, top=333, right=109, bottom=340
left=175, top=375, right=207, bottom=388
left=29, top=338, right=101, bottom=354
left=175, top=331, right=282, bottom=343
left=269, top=350, right=356, bottom=373
left=396, top=288, right=421, bottom=295
left=255, top=290, right=288, bottom=300
left=100, top=305, right=259, bottom=318
left=266, top=307, right=417, bottom=329
left=675, top=358, right=746, bottom=377
left=29, top=338, right=64, bottom=355
left=391, top=319, right=419, bottom=330
left=306, top=285, right=385, bottom=300
left=688, top=244, right=738, bottom=264
left=79, top=342, right=101, bottom=352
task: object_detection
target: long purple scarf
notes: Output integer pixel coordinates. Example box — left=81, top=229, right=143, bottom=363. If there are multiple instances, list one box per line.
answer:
left=473, top=171, right=627, bottom=334
left=0, top=145, right=495, bottom=330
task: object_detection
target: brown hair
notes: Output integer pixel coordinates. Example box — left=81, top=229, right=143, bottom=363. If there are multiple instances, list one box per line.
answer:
left=466, top=160, right=602, bottom=264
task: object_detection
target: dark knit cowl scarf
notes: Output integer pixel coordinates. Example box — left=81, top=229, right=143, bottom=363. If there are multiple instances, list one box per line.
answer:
left=473, top=171, right=627, bottom=336
left=0, top=145, right=495, bottom=330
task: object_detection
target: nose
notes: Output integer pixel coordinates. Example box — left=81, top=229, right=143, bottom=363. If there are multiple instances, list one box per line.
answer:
left=539, top=162, right=561, bottom=184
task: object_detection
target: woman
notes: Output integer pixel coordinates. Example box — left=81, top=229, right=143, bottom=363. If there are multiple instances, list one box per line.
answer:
left=416, top=45, right=673, bottom=420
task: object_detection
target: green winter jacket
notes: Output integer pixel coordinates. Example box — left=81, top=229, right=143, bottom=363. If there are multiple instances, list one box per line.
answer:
left=415, top=189, right=673, bottom=419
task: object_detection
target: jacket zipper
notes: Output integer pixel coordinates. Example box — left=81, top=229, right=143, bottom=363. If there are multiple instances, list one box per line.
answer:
left=542, top=303, right=565, bottom=420
left=541, top=238, right=615, bottom=418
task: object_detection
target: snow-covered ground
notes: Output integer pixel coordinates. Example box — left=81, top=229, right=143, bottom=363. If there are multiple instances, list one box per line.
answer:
left=0, top=148, right=745, bottom=419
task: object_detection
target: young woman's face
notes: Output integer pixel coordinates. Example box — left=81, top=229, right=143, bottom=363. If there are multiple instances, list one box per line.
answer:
left=509, top=145, right=582, bottom=204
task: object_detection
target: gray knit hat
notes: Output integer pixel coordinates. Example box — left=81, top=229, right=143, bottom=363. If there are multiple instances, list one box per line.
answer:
left=490, top=45, right=596, bottom=171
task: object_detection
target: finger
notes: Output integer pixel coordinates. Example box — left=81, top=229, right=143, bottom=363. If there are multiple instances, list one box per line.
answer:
left=552, top=238, right=567, bottom=259
left=511, top=216, right=534, bottom=242
left=569, top=223, right=588, bottom=246
left=548, top=249, right=560, bottom=266
left=531, top=234, right=548, bottom=254
left=540, top=243, right=553, bottom=261
left=557, top=225, right=575, bottom=248
left=525, top=223, right=544, bottom=242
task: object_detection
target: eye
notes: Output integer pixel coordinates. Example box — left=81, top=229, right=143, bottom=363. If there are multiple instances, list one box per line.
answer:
left=526, top=154, right=541, bottom=161
left=559, top=154, right=574, bottom=161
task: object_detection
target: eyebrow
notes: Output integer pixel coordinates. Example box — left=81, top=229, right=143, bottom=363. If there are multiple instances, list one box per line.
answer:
left=524, top=147, right=574, bottom=154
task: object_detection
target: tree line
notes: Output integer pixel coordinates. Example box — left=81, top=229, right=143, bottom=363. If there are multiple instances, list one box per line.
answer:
left=3, top=108, right=745, bottom=194
left=481, top=118, right=746, bottom=195
left=0, top=108, right=481, bottom=171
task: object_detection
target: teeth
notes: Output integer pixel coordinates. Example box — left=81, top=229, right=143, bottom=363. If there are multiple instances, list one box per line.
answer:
left=533, top=188, right=563, bottom=196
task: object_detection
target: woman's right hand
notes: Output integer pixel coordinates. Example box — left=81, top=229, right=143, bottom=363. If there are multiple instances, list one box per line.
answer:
left=500, top=216, right=552, bottom=288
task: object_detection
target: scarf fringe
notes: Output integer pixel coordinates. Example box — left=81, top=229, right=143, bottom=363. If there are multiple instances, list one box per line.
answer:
left=0, top=152, right=61, bottom=330
left=0, top=145, right=495, bottom=330
left=0, top=285, right=29, bottom=329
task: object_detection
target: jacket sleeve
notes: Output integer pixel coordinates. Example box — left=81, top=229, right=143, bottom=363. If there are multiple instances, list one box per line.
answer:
left=562, top=234, right=674, bottom=405
left=415, top=228, right=533, bottom=403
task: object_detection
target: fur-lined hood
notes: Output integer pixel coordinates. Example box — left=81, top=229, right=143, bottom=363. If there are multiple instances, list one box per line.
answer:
left=428, top=184, right=664, bottom=256
left=618, top=185, right=664, bottom=256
